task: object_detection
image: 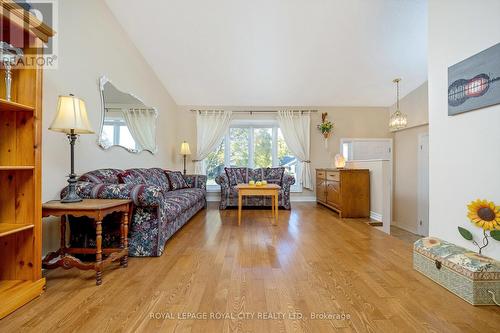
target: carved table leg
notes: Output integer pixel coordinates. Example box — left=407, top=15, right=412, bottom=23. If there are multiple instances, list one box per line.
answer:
left=121, top=210, right=129, bottom=268
left=60, top=215, right=67, bottom=254
left=95, top=219, right=103, bottom=285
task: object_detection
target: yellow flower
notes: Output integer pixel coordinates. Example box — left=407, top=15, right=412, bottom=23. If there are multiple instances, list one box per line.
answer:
left=467, top=199, right=500, bottom=231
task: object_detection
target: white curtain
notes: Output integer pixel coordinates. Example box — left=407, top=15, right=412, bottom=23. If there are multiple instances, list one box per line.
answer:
left=194, top=110, right=232, bottom=174
left=277, top=110, right=313, bottom=190
left=122, top=108, right=157, bottom=152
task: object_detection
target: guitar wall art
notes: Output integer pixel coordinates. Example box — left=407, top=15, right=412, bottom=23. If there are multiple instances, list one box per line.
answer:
left=448, top=42, right=500, bottom=116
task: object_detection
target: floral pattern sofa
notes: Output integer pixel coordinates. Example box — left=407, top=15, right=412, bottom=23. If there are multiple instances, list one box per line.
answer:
left=62, top=168, right=207, bottom=257
left=215, top=167, right=295, bottom=210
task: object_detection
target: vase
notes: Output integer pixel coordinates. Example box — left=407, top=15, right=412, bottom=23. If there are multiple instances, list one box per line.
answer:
left=323, top=132, right=330, bottom=148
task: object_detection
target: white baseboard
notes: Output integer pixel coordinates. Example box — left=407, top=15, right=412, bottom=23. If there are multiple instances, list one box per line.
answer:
left=291, top=196, right=316, bottom=202
left=370, top=211, right=383, bottom=222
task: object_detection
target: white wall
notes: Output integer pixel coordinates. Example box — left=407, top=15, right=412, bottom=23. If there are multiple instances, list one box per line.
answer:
left=389, top=82, right=429, bottom=234
left=347, top=160, right=392, bottom=234
left=42, top=0, right=179, bottom=254
left=429, top=0, right=500, bottom=259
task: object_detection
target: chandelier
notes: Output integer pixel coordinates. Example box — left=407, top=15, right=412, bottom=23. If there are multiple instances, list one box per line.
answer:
left=389, top=78, right=408, bottom=131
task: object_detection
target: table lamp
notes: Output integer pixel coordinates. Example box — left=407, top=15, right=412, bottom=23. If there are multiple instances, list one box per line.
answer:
left=334, top=153, right=346, bottom=169
left=180, top=141, right=191, bottom=175
left=49, top=94, right=94, bottom=203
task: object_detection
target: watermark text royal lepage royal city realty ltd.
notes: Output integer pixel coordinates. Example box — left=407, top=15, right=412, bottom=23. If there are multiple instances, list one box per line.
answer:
left=149, top=311, right=351, bottom=321
left=1, top=0, right=58, bottom=69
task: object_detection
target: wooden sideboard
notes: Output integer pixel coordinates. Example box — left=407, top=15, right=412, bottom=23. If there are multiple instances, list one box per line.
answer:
left=316, top=168, right=370, bottom=218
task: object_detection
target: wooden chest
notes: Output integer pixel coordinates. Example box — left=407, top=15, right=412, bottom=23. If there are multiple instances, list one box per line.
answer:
left=316, top=168, right=370, bottom=218
left=413, top=237, right=500, bottom=305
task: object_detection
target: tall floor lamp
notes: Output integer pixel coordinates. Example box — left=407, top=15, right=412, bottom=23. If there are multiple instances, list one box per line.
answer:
left=180, top=141, right=191, bottom=175
left=49, top=95, right=94, bottom=203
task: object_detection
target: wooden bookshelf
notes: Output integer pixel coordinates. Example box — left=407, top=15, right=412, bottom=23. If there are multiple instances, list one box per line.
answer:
left=0, top=1, right=54, bottom=319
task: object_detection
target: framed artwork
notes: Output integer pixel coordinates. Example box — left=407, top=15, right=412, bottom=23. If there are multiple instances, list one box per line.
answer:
left=448, top=42, right=500, bottom=116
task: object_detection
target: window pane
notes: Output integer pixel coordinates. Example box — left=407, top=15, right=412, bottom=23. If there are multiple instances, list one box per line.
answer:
left=119, top=125, right=136, bottom=149
left=102, top=125, right=114, bottom=146
left=253, top=128, right=272, bottom=168
left=278, top=129, right=296, bottom=166
left=205, top=139, right=225, bottom=186
left=229, top=128, right=249, bottom=167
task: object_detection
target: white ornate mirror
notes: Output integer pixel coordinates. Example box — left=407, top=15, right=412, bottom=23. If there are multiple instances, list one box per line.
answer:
left=98, top=76, right=158, bottom=154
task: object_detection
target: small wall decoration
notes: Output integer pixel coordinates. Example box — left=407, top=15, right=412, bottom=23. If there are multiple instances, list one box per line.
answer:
left=317, top=112, right=333, bottom=148
left=448, top=42, right=500, bottom=116
left=458, top=199, right=500, bottom=254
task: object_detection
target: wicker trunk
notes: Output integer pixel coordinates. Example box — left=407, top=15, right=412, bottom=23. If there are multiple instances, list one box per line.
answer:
left=413, top=237, right=500, bottom=305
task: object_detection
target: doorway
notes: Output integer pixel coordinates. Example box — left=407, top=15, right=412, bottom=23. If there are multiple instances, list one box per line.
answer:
left=417, top=133, right=429, bottom=236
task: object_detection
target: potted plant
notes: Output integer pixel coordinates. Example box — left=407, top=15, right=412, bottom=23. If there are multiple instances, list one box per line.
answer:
left=317, top=112, right=334, bottom=148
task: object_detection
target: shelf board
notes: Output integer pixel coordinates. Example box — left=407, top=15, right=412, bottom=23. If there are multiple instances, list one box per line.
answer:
left=0, top=223, right=34, bottom=237
left=0, top=99, right=35, bottom=113
left=0, top=166, right=35, bottom=171
left=0, top=279, right=46, bottom=319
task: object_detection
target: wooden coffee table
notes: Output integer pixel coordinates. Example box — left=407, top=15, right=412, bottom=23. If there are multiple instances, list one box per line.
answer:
left=235, top=184, right=281, bottom=226
left=42, top=199, right=132, bottom=285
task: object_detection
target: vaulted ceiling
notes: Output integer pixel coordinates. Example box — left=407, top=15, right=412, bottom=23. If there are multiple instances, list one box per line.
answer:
left=105, top=0, right=427, bottom=106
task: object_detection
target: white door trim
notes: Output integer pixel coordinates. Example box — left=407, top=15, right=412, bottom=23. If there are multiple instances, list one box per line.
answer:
left=417, top=132, right=430, bottom=236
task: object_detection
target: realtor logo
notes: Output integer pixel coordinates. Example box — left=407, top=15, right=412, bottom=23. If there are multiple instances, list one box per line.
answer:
left=0, top=0, right=58, bottom=69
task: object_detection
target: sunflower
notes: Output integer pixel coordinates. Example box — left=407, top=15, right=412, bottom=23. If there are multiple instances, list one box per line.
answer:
left=467, top=199, right=500, bottom=231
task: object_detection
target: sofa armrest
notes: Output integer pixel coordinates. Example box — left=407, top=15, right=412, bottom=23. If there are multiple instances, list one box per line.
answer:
left=215, top=173, right=230, bottom=190
left=61, top=182, right=164, bottom=207
left=282, top=174, right=296, bottom=191
left=183, top=174, right=207, bottom=190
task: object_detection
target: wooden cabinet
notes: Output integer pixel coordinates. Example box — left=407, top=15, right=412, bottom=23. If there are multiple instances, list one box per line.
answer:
left=0, top=3, right=54, bottom=319
left=316, top=169, right=370, bottom=218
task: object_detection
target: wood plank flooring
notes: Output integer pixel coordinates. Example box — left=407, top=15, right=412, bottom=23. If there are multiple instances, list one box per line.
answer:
left=1, top=203, right=499, bottom=332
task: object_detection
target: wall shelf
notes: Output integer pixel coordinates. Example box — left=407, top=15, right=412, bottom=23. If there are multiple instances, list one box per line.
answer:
left=0, top=99, right=35, bottom=113
left=0, top=223, right=34, bottom=238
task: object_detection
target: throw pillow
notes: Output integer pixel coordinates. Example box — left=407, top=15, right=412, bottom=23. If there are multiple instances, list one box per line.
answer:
left=117, top=170, right=145, bottom=186
left=264, top=167, right=285, bottom=185
left=225, top=167, right=247, bottom=186
left=166, top=171, right=188, bottom=191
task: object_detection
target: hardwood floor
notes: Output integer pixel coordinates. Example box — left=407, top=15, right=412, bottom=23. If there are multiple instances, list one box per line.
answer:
left=1, top=203, right=499, bottom=332
left=390, top=225, right=422, bottom=244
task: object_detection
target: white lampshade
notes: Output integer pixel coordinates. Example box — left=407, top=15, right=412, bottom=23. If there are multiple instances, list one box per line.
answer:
left=334, top=153, right=346, bottom=169
left=49, top=95, right=94, bottom=134
left=180, top=141, right=191, bottom=155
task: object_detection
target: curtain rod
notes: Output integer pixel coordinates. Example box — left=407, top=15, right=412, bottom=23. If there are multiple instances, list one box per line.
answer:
left=190, top=109, right=318, bottom=114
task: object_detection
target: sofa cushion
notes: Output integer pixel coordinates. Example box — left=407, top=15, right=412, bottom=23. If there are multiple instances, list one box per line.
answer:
left=163, top=188, right=205, bottom=221
left=225, top=167, right=248, bottom=186
left=249, top=168, right=264, bottom=181
left=79, top=168, right=123, bottom=184
left=118, top=168, right=170, bottom=193
left=165, top=171, right=188, bottom=191
left=264, top=167, right=285, bottom=184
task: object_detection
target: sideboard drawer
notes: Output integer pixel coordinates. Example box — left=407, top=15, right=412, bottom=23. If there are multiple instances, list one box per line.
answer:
left=326, top=171, right=340, bottom=181
left=317, top=170, right=326, bottom=179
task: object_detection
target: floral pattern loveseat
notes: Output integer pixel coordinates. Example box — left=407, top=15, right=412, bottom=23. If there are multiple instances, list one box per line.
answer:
left=215, top=167, right=295, bottom=210
left=62, top=168, right=207, bottom=257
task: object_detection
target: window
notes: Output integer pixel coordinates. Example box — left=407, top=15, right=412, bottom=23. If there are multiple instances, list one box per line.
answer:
left=204, top=122, right=302, bottom=192
left=102, top=119, right=138, bottom=150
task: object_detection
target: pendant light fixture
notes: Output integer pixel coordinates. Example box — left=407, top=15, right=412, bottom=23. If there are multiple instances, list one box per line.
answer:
left=389, top=78, right=408, bottom=131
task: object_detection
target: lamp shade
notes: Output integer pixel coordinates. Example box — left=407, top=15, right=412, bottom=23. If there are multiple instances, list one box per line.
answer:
left=49, top=95, right=94, bottom=134
left=180, top=141, right=191, bottom=155
left=334, top=153, right=346, bottom=169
